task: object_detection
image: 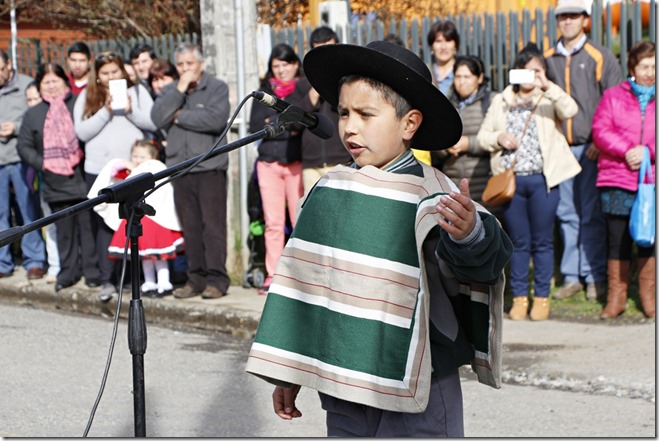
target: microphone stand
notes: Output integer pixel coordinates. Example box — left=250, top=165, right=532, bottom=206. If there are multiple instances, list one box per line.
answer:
left=0, top=117, right=289, bottom=437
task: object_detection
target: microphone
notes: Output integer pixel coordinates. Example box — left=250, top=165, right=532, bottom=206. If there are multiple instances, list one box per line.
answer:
left=253, top=91, right=334, bottom=139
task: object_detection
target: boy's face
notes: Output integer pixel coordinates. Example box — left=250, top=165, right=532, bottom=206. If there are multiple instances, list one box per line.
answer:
left=337, top=80, right=421, bottom=169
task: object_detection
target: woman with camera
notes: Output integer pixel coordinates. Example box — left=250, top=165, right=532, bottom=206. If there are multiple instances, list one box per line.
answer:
left=73, top=51, right=157, bottom=301
left=477, top=43, right=581, bottom=321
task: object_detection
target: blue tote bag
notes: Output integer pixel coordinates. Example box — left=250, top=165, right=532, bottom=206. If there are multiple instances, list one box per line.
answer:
left=629, top=147, right=655, bottom=247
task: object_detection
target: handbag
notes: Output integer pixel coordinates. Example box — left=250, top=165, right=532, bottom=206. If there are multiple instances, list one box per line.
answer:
left=482, top=159, right=516, bottom=206
left=629, top=146, right=655, bottom=247
left=482, top=94, right=541, bottom=206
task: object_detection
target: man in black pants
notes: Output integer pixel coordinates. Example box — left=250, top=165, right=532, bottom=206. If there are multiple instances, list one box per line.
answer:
left=151, top=42, right=231, bottom=299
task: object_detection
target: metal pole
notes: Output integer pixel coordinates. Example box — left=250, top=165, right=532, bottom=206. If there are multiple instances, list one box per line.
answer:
left=235, top=0, right=249, bottom=271
left=10, top=0, right=18, bottom=68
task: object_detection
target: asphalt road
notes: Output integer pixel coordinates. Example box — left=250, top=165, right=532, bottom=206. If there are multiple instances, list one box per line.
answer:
left=1, top=302, right=655, bottom=437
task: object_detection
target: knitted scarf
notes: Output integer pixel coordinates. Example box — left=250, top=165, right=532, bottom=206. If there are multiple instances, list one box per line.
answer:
left=42, top=90, right=83, bottom=176
left=246, top=163, right=504, bottom=413
left=268, top=77, right=297, bottom=99
left=629, top=78, right=656, bottom=116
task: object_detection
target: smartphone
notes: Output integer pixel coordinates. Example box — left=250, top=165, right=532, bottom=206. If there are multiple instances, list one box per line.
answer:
left=108, top=79, right=128, bottom=110
left=509, top=69, right=535, bottom=85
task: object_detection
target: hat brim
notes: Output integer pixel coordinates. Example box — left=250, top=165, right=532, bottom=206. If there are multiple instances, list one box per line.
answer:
left=302, top=44, right=462, bottom=151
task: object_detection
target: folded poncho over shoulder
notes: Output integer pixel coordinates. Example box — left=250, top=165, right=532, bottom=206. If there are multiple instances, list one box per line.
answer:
left=245, top=163, right=503, bottom=413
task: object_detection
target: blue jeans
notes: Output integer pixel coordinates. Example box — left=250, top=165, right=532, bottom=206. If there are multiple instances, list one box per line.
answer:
left=556, top=144, right=607, bottom=284
left=0, top=162, right=45, bottom=273
left=503, top=174, right=559, bottom=298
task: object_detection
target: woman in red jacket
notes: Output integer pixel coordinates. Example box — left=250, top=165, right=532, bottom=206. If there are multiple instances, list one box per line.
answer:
left=592, top=40, right=656, bottom=319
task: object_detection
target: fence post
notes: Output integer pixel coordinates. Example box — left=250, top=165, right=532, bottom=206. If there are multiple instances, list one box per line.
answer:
left=620, top=0, right=628, bottom=77
left=496, top=12, right=505, bottom=92
left=410, top=19, right=419, bottom=52
left=535, top=8, right=545, bottom=51
left=633, top=0, right=642, bottom=44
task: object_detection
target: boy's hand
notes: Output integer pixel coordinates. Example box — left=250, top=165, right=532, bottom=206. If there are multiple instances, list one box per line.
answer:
left=273, top=384, right=302, bottom=420
left=436, top=178, right=476, bottom=241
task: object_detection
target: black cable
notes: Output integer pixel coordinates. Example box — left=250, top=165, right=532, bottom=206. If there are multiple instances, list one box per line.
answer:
left=81, top=93, right=253, bottom=436
left=83, top=209, right=134, bottom=437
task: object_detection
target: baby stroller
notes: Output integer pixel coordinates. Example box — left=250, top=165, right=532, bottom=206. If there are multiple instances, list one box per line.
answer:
left=243, top=163, right=267, bottom=288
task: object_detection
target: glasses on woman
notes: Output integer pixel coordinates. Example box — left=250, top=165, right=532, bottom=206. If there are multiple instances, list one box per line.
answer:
left=95, top=51, right=120, bottom=62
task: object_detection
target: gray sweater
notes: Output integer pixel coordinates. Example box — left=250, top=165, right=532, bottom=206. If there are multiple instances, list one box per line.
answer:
left=151, top=72, right=230, bottom=173
left=73, top=84, right=156, bottom=175
left=0, top=72, right=33, bottom=165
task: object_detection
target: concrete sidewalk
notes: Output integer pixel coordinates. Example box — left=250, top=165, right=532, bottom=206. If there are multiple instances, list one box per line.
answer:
left=0, top=266, right=655, bottom=403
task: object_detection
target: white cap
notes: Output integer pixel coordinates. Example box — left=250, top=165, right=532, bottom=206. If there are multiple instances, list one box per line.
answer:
left=554, top=0, right=591, bottom=16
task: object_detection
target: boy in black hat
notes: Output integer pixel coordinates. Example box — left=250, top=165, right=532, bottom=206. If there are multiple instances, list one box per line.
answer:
left=246, top=41, right=512, bottom=437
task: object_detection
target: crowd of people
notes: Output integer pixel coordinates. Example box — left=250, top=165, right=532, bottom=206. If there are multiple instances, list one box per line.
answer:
left=3, top=39, right=231, bottom=303
left=0, top=0, right=654, bottom=322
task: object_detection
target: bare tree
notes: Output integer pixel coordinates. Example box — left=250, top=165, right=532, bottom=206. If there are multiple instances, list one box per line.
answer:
left=3, top=0, right=200, bottom=39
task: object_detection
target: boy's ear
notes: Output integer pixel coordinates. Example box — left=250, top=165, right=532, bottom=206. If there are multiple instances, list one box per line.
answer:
left=402, top=109, right=423, bottom=142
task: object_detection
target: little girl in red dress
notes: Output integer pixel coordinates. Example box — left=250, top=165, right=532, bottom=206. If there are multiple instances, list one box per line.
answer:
left=90, top=140, right=184, bottom=297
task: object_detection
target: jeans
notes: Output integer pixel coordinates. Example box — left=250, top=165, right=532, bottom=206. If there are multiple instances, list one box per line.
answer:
left=556, top=144, right=607, bottom=284
left=0, top=162, right=45, bottom=273
left=503, top=174, right=559, bottom=298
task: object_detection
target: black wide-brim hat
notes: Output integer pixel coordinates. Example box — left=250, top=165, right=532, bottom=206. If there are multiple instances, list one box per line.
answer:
left=302, top=40, right=462, bottom=151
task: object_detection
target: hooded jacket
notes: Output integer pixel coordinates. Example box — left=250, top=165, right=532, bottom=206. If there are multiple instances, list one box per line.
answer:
left=593, top=80, right=656, bottom=191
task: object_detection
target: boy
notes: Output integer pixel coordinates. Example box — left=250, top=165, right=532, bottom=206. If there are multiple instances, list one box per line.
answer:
left=245, top=41, right=512, bottom=437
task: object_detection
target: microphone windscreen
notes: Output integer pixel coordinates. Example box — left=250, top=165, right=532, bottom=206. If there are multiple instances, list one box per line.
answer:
left=309, top=112, right=335, bottom=140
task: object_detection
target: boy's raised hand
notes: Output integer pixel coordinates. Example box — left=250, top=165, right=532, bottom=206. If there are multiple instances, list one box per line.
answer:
left=435, top=178, right=477, bottom=241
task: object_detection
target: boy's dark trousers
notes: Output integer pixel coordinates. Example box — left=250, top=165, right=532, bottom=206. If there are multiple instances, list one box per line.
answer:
left=318, top=369, right=464, bottom=437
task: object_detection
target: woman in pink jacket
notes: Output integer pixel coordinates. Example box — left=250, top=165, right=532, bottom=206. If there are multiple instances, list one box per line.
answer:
left=593, top=40, right=655, bottom=319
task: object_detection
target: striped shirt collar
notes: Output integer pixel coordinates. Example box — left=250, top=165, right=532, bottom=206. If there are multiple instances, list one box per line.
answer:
left=352, top=150, right=423, bottom=176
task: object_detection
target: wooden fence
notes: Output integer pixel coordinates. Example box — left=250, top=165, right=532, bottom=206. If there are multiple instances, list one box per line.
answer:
left=7, top=0, right=657, bottom=91
left=10, top=33, right=199, bottom=78
left=272, top=0, right=656, bottom=91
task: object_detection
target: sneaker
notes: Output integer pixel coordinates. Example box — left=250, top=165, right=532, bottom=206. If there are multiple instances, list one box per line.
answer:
left=553, top=281, right=583, bottom=299
left=586, top=281, right=607, bottom=301
left=99, top=283, right=116, bottom=302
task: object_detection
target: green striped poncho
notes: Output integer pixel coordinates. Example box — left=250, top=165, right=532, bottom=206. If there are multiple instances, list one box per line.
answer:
left=246, top=163, right=502, bottom=413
